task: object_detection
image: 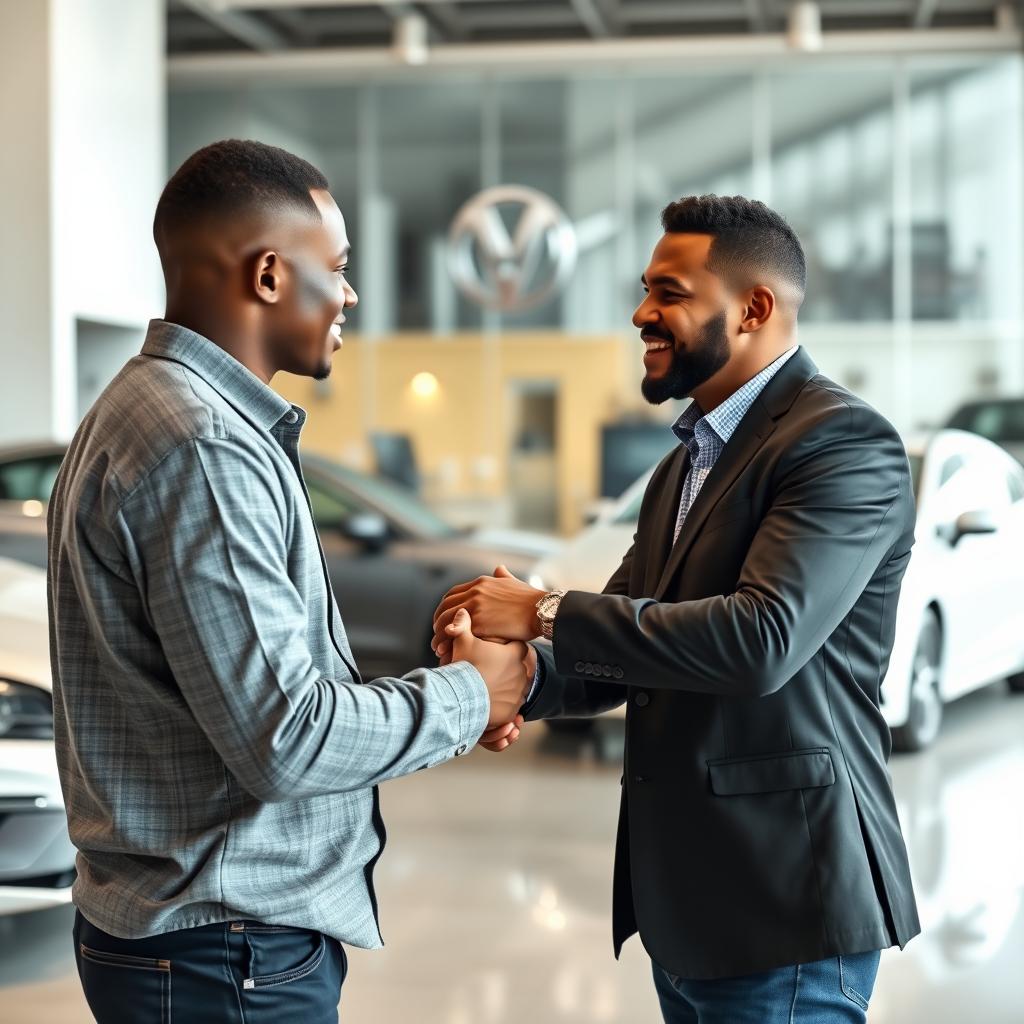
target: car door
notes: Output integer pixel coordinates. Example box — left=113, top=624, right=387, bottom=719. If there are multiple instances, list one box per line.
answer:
left=988, top=462, right=1024, bottom=674
left=302, top=474, right=421, bottom=679
left=929, top=455, right=1013, bottom=696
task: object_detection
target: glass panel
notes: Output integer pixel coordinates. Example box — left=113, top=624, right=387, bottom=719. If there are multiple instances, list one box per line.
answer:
left=631, top=74, right=756, bottom=276
left=376, top=79, right=483, bottom=332
left=769, top=69, right=895, bottom=323
left=909, top=60, right=1024, bottom=322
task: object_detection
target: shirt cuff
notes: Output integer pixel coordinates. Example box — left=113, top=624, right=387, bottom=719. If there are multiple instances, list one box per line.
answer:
left=524, top=662, right=542, bottom=705
left=431, top=661, right=490, bottom=753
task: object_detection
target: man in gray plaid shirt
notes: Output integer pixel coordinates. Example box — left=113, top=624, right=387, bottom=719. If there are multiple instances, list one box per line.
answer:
left=47, top=139, right=530, bottom=1023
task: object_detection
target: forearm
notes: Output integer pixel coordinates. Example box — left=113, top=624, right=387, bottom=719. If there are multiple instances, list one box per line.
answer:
left=233, top=662, right=489, bottom=801
left=552, top=497, right=901, bottom=698
left=522, top=642, right=627, bottom=721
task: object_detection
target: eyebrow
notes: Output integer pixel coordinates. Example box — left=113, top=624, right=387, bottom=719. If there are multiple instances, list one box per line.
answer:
left=641, top=274, right=694, bottom=293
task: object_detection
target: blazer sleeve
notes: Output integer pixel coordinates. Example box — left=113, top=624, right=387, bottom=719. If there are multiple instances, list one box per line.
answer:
left=545, top=403, right=913, bottom=699
left=522, top=537, right=635, bottom=721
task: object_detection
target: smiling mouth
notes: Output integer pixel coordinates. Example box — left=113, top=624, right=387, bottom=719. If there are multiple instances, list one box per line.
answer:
left=643, top=339, right=672, bottom=353
left=330, top=323, right=343, bottom=340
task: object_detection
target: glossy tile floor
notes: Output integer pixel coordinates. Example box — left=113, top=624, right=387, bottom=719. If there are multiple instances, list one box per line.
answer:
left=1, top=684, right=1023, bottom=1023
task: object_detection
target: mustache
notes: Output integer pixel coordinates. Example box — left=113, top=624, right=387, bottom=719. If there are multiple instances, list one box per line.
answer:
left=641, top=326, right=674, bottom=344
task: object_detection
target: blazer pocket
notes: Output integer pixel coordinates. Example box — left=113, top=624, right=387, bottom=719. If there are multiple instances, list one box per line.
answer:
left=707, top=747, right=835, bottom=796
left=700, top=498, right=752, bottom=537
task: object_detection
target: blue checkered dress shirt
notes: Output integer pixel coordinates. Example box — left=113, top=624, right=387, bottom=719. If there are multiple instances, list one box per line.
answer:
left=671, top=347, right=800, bottom=542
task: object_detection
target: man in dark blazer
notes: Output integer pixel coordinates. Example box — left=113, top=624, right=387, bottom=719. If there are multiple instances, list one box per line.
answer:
left=432, top=195, right=920, bottom=1022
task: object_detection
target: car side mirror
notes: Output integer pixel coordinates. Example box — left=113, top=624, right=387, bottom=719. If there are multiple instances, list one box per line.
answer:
left=941, top=509, right=999, bottom=547
left=339, top=512, right=390, bottom=551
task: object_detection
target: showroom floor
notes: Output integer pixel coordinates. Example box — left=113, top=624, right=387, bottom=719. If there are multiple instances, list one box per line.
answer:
left=1, top=684, right=1022, bottom=1024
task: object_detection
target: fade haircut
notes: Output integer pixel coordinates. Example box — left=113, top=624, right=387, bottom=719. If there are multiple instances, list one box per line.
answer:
left=660, top=195, right=806, bottom=304
left=153, top=139, right=329, bottom=251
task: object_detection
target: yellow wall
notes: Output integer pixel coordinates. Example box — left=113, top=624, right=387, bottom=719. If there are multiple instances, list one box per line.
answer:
left=273, top=332, right=647, bottom=535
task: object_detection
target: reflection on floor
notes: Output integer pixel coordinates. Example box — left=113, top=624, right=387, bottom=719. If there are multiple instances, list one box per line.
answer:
left=1, top=685, right=1023, bottom=1023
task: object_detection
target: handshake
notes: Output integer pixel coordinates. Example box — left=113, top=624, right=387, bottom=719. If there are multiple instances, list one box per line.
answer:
left=430, top=565, right=550, bottom=754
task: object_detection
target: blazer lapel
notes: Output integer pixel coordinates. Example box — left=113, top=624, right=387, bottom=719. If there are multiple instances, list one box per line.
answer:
left=653, top=348, right=820, bottom=599
left=642, top=445, right=690, bottom=595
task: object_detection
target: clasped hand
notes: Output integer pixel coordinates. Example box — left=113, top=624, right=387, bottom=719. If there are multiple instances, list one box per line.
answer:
left=433, top=566, right=546, bottom=753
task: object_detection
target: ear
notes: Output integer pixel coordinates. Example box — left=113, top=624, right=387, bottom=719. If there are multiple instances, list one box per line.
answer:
left=253, top=250, right=283, bottom=305
left=739, top=285, right=775, bottom=334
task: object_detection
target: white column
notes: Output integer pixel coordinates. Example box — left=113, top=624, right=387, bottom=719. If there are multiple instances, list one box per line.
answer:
left=0, top=0, right=166, bottom=444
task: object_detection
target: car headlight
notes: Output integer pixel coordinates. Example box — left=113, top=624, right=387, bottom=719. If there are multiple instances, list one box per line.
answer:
left=0, top=679, right=54, bottom=740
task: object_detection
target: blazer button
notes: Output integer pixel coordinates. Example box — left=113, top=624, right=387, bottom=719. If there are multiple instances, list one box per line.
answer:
left=635, top=692, right=650, bottom=707
left=574, top=661, right=585, bottom=674
left=602, top=665, right=613, bottom=677
left=584, top=663, right=594, bottom=675
left=613, top=667, right=624, bottom=680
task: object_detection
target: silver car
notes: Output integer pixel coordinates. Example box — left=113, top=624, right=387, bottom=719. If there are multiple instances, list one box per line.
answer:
left=0, top=557, right=76, bottom=915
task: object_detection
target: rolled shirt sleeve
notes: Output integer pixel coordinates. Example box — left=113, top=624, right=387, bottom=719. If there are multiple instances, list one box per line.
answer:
left=114, top=436, right=490, bottom=803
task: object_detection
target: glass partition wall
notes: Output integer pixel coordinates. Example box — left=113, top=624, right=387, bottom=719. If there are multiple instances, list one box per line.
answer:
left=169, top=54, right=1023, bottom=525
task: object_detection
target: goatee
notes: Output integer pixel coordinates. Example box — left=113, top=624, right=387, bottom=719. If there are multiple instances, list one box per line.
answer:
left=641, top=310, right=730, bottom=405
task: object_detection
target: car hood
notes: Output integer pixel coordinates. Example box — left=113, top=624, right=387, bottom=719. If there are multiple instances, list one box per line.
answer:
left=530, top=522, right=634, bottom=594
left=463, top=527, right=562, bottom=560
left=0, top=558, right=51, bottom=691
left=382, top=538, right=542, bottom=579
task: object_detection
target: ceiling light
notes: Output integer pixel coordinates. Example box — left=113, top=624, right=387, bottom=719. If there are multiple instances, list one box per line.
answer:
left=411, top=372, right=440, bottom=399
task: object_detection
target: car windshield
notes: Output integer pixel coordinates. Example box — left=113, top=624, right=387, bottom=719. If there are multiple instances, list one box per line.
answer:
left=302, top=456, right=459, bottom=540
left=948, top=401, right=1024, bottom=443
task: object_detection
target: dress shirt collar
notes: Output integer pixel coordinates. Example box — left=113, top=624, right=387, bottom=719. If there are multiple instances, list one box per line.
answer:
left=672, top=345, right=801, bottom=449
left=141, top=319, right=297, bottom=433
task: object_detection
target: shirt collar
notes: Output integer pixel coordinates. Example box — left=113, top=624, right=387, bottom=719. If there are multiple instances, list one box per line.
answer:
left=672, top=345, right=800, bottom=447
left=141, top=319, right=297, bottom=433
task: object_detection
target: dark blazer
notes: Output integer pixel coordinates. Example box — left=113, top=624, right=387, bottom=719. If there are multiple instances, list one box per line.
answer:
left=525, top=347, right=921, bottom=980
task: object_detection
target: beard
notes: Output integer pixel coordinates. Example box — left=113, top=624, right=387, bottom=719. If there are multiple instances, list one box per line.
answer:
left=641, top=309, right=730, bottom=405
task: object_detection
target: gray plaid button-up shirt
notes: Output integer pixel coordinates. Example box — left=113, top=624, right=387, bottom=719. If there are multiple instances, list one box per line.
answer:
left=47, top=320, right=489, bottom=946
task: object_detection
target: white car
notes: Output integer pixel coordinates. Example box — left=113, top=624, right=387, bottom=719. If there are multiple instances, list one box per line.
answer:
left=529, top=430, right=1024, bottom=750
left=0, top=556, right=75, bottom=914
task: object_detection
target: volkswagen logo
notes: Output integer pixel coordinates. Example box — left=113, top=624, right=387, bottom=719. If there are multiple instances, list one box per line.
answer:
left=447, top=185, right=578, bottom=313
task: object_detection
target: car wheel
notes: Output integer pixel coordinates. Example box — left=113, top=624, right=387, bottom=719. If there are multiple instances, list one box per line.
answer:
left=891, top=611, right=944, bottom=753
left=1008, top=671, right=1024, bottom=694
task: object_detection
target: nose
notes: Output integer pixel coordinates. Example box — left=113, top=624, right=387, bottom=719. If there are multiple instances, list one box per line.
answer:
left=632, top=295, right=656, bottom=329
left=345, top=282, right=359, bottom=309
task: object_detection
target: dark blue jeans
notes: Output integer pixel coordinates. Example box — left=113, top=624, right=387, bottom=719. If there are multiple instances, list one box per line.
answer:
left=73, top=911, right=347, bottom=1023
left=653, top=950, right=881, bottom=1024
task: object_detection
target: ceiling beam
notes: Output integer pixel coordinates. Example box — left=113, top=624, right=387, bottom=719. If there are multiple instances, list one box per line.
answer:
left=913, top=0, right=942, bottom=28
left=569, top=0, right=613, bottom=37
left=262, top=7, right=320, bottom=45
left=177, top=0, right=288, bottom=50
left=415, top=1, right=468, bottom=42
left=744, top=0, right=768, bottom=31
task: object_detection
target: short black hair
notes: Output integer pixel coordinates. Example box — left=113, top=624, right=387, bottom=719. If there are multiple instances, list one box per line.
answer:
left=154, top=139, right=329, bottom=248
left=660, top=195, right=806, bottom=300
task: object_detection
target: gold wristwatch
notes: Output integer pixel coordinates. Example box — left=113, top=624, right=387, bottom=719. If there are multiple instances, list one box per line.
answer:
left=535, top=590, right=566, bottom=641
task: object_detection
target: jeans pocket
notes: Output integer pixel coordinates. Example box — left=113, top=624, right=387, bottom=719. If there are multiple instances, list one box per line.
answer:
left=243, top=930, right=327, bottom=990
left=838, top=951, right=880, bottom=1011
left=79, top=943, right=171, bottom=1023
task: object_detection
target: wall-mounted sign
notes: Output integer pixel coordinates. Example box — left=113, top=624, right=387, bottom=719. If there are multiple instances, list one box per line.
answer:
left=447, top=185, right=578, bottom=313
